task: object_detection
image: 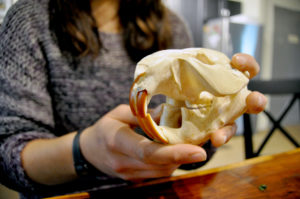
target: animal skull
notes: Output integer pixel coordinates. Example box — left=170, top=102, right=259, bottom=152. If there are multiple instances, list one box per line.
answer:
left=129, top=48, right=251, bottom=145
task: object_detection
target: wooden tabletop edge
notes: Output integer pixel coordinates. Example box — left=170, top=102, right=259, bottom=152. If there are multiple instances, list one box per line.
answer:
left=44, top=148, right=300, bottom=198
left=130, top=148, right=300, bottom=188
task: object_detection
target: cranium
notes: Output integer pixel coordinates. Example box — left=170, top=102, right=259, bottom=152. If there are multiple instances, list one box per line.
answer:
left=129, top=48, right=251, bottom=145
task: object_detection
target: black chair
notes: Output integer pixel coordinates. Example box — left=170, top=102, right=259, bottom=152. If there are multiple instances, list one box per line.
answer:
left=243, top=79, right=300, bottom=159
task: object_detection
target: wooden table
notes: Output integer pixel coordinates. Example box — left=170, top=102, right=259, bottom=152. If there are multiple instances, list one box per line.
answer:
left=50, top=148, right=300, bottom=199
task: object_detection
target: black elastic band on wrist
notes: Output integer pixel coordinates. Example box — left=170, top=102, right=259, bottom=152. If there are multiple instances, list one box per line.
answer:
left=72, top=129, right=95, bottom=176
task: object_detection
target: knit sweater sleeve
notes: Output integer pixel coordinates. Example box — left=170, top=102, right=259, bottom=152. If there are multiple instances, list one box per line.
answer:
left=0, top=0, right=56, bottom=192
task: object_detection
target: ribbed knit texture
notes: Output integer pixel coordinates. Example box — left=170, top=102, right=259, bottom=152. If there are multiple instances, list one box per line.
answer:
left=0, top=0, right=194, bottom=197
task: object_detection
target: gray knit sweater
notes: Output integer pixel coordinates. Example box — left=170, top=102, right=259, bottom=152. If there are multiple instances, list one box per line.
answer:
left=0, top=0, right=194, bottom=197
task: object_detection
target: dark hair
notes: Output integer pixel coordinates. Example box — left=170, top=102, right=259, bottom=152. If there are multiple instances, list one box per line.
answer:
left=49, top=0, right=172, bottom=62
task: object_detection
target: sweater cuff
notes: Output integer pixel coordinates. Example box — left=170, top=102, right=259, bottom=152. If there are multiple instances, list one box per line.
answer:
left=0, top=131, right=56, bottom=192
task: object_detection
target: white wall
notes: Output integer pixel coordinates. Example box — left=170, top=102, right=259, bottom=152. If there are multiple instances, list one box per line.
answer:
left=242, top=0, right=300, bottom=80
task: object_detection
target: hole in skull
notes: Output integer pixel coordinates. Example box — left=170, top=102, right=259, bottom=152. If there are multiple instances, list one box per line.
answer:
left=147, top=94, right=166, bottom=125
left=176, top=114, right=182, bottom=128
left=159, top=104, right=183, bottom=129
left=149, top=91, right=214, bottom=129
left=148, top=94, right=166, bottom=108
left=147, top=94, right=183, bottom=128
left=159, top=98, right=184, bottom=129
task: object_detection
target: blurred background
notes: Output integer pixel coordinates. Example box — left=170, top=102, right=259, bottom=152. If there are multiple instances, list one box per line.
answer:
left=164, top=0, right=300, bottom=131
left=0, top=0, right=299, bottom=198
left=164, top=0, right=300, bottom=175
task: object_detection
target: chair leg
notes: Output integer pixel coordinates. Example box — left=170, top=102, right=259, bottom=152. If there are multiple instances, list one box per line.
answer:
left=253, top=94, right=299, bottom=156
left=298, top=93, right=300, bottom=119
left=263, top=94, right=300, bottom=148
left=255, top=124, right=276, bottom=156
left=243, top=114, right=255, bottom=159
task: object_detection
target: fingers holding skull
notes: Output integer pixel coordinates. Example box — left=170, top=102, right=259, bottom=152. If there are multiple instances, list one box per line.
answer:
left=80, top=105, right=207, bottom=181
left=246, top=91, right=267, bottom=114
left=231, top=53, right=267, bottom=114
left=210, top=123, right=237, bottom=147
left=231, top=53, right=260, bottom=79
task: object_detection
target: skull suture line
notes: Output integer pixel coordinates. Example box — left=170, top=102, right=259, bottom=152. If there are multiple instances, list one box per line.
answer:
left=129, top=48, right=251, bottom=145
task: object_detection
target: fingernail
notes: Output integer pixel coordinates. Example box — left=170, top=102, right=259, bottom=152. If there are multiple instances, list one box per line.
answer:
left=223, top=124, right=237, bottom=144
left=222, top=135, right=228, bottom=144
left=258, top=94, right=267, bottom=107
left=190, top=152, right=206, bottom=162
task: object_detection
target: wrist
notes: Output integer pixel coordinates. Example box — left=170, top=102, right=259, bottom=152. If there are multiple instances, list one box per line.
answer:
left=73, top=128, right=100, bottom=176
left=21, top=133, right=78, bottom=185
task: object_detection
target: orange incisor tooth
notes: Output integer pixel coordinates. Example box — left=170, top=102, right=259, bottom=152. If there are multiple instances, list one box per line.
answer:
left=133, top=82, right=168, bottom=144
left=144, top=114, right=168, bottom=144
left=129, top=73, right=146, bottom=116
left=136, top=90, right=147, bottom=117
left=137, top=90, right=168, bottom=143
left=137, top=117, right=154, bottom=139
left=135, top=89, right=156, bottom=139
left=129, top=90, right=137, bottom=116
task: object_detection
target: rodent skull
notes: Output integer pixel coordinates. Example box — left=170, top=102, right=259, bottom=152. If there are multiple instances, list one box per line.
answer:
left=129, top=48, right=250, bottom=145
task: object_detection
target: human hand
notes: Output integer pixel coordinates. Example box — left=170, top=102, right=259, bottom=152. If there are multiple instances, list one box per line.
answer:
left=210, top=53, right=267, bottom=147
left=80, top=104, right=207, bottom=181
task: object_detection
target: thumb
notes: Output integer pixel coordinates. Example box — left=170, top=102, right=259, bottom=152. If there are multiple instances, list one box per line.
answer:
left=107, top=104, right=139, bottom=126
